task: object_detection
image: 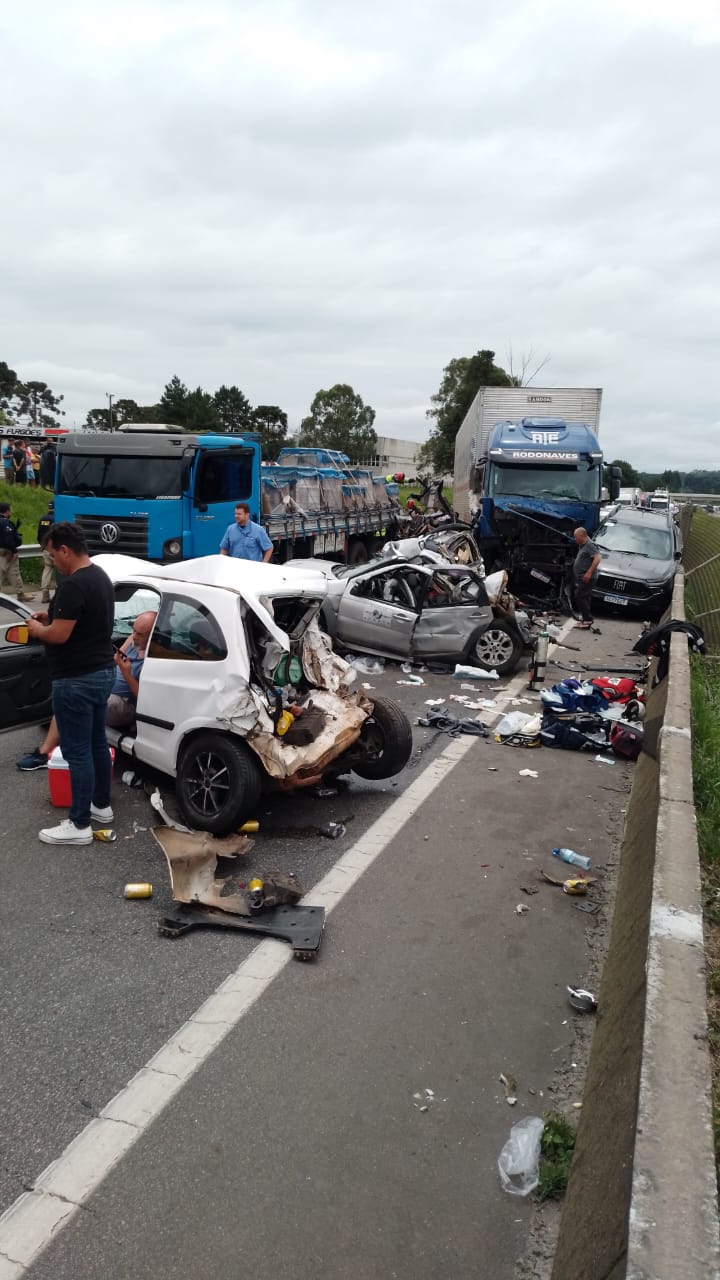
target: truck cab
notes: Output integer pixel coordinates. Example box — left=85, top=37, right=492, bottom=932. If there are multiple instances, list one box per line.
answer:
left=53, top=431, right=262, bottom=562
left=470, top=417, right=614, bottom=601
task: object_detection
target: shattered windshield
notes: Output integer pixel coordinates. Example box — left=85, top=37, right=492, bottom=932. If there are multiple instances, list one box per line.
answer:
left=57, top=454, right=184, bottom=499
left=489, top=463, right=601, bottom=502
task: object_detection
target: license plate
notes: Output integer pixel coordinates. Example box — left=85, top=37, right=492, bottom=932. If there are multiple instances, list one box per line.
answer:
left=604, top=593, right=628, bottom=605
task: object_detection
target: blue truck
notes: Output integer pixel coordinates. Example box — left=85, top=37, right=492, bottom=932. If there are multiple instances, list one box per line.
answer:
left=453, top=386, right=619, bottom=603
left=53, top=429, right=401, bottom=564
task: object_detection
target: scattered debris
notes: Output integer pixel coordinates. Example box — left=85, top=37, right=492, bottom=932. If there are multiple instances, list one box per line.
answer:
left=150, top=788, right=191, bottom=833
left=92, top=828, right=117, bottom=843
left=498, top=1116, right=544, bottom=1196
left=518, top=769, right=539, bottom=778
left=567, top=986, right=598, bottom=1014
left=453, top=664, right=499, bottom=680
left=500, top=1072, right=518, bottom=1105
left=516, top=903, right=529, bottom=915
left=563, top=879, right=588, bottom=896
left=416, top=711, right=488, bottom=737
left=347, top=655, right=385, bottom=673
left=397, top=674, right=425, bottom=685
left=412, top=1087, right=440, bottom=1112
left=319, top=822, right=346, bottom=839
left=313, top=786, right=339, bottom=798
left=124, top=882, right=153, bottom=899
left=594, top=755, right=616, bottom=765
left=521, top=885, right=539, bottom=896
left=424, top=698, right=446, bottom=706
left=574, top=900, right=601, bottom=915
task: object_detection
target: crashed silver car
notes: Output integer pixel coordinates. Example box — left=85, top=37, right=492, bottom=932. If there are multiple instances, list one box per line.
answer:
left=3, top=555, right=413, bottom=834
left=287, top=556, right=531, bottom=675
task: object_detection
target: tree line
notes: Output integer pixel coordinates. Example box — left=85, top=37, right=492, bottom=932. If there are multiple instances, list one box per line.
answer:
left=604, top=459, right=720, bottom=494
left=2, top=351, right=715, bottom=483
left=0, top=361, right=64, bottom=432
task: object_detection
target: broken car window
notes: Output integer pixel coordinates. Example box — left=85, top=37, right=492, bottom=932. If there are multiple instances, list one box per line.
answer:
left=149, top=596, right=227, bottom=661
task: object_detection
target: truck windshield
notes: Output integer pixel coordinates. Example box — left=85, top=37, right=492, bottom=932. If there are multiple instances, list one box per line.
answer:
left=57, top=454, right=184, bottom=499
left=489, top=463, right=600, bottom=503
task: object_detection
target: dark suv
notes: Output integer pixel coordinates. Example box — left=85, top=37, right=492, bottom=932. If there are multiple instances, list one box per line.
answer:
left=592, top=507, right=682, bottom=618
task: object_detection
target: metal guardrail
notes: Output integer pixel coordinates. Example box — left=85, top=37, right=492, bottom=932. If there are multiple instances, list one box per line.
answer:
left=18, top=543, right=41, bottom=559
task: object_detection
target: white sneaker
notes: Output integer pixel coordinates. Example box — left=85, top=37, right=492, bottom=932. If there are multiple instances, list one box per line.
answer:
left=90, top=803, right=114, bottom=822
left=39, top=819, right=93, bottom=845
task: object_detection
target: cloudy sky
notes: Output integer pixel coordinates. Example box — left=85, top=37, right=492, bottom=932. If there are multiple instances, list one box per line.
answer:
left=1, top=0, right=718, bottom=469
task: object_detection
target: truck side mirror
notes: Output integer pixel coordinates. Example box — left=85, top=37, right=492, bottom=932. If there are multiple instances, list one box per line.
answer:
left=609, top=467, right=622, bottom=502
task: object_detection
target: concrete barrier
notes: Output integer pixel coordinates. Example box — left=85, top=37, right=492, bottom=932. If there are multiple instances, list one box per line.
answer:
left=552, top=570, right=720, bottom=1280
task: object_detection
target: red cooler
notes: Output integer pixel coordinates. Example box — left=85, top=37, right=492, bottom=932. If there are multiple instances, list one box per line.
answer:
left=48, top=746, right=115, bottom=808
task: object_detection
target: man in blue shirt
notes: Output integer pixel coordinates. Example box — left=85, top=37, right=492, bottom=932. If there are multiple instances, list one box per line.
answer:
left=220, top=502, right=273, bottom=562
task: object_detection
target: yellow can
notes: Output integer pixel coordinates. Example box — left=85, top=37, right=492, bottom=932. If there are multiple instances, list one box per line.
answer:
left=124, top=882, right=153, bottom=899
left=238, top=820, right=260, bottom=833
left=563, top=879, right=588, bottom=896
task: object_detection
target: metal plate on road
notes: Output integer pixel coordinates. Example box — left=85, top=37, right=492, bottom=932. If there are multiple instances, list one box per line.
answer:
left=604, top=593, right=628, bottom=605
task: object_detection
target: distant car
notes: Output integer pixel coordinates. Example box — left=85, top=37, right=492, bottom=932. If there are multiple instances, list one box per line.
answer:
left=592, top=508, right=682, bottom=618
left=0, top=555, right=414, bottom=833
left=286, top=557, right=528, bottom=674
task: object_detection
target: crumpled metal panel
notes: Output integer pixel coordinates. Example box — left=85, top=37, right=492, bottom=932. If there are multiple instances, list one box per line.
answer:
left=151, top=827, right=254, bottom=914
left=411, top=604, right=493, bottom=659
left=246, top=687, right=369, bottom=780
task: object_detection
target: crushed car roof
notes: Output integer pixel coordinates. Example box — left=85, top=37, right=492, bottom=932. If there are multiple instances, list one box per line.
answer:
left=92, top=553, right=330, bottom=651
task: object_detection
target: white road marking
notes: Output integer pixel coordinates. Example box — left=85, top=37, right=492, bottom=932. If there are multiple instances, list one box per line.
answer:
left=0, top=620, right=575, bottom=1277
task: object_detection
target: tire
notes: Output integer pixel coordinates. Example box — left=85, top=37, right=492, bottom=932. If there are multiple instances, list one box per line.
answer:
left=347, top=538, right=369, bottom=566
left=351, top=696, right=413, bottom=780
left=472, top=622, right=523, bottom=676
left=176, top=733, right=263, bottom=834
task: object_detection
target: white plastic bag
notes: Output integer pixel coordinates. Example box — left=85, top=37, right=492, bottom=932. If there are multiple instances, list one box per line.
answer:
left=498, top=1115, right=544, bottom=1196
left=347, top=655, right=385, bottom=674
left=453, top=664, right=499, bottom=680
left=495, top=711, right=535, bottom=737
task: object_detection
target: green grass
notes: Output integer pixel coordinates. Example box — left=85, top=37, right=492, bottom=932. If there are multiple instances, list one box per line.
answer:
left=536, top=1110, right=576, bottom=1202
left=691, top=658, right=720, bottom=868
left=0, top=480, right=53, bottom=586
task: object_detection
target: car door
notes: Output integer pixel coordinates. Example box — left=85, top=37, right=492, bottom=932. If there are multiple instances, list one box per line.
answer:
left=0, top=612, right=52, bottom=731
left=129, top=589, right=231, bottom=775
left=334, top=566, right=421, bottom=657
left=411, top=568, right=493, bottom=661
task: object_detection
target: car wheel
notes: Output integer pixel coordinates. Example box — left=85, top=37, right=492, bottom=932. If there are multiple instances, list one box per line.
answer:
left=351, top=696, right=413, bottom=780
left=473, top=622, right=523, bottom=676
left=176, top=733, right=263, bottom=834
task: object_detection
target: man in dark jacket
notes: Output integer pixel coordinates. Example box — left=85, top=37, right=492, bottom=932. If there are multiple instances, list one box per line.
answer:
left=39, top=442, right=56, bottom=489
left=0, top=501, right=32, bottom=601
left=26, top=522, right=115, bottom=846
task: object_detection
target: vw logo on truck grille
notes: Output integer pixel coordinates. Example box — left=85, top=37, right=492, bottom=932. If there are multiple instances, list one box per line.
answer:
left=100, top=522, right=120, bottom=545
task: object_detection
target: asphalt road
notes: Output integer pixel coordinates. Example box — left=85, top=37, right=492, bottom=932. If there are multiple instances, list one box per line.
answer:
left=0, top=615, right=643, bottom=1278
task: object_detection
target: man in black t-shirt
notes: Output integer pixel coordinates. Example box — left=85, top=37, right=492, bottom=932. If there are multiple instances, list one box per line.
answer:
left=26, top=522, right=115, bottom=846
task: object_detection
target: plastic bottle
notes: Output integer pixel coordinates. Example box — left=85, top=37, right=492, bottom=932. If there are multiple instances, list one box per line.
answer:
left=552, top=847, right=591, bottom=871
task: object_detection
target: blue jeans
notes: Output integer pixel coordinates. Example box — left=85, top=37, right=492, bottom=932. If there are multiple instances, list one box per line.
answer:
left=52, top=668, right=115, bottom=827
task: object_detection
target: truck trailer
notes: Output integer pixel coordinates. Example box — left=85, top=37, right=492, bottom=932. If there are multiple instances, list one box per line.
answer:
left=52, top=430, right=401, bottom=565
left=453, top=386, right=617, bottom=603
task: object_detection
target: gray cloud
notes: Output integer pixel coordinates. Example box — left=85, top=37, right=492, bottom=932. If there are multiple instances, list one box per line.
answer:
left=1, top=0, right=719, bottom=468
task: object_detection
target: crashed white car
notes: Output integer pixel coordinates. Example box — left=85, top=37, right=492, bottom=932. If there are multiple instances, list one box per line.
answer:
left=4, top=556, right=413, bottom=834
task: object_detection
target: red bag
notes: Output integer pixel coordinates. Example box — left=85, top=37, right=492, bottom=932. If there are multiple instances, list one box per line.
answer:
left=591, top=677, right=642, bottom=704
left=609, top=722, right=643, bottom=760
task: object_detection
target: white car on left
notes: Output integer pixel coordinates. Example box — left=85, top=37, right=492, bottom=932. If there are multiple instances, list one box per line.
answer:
left=0, top=555, right=413, bottom=833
